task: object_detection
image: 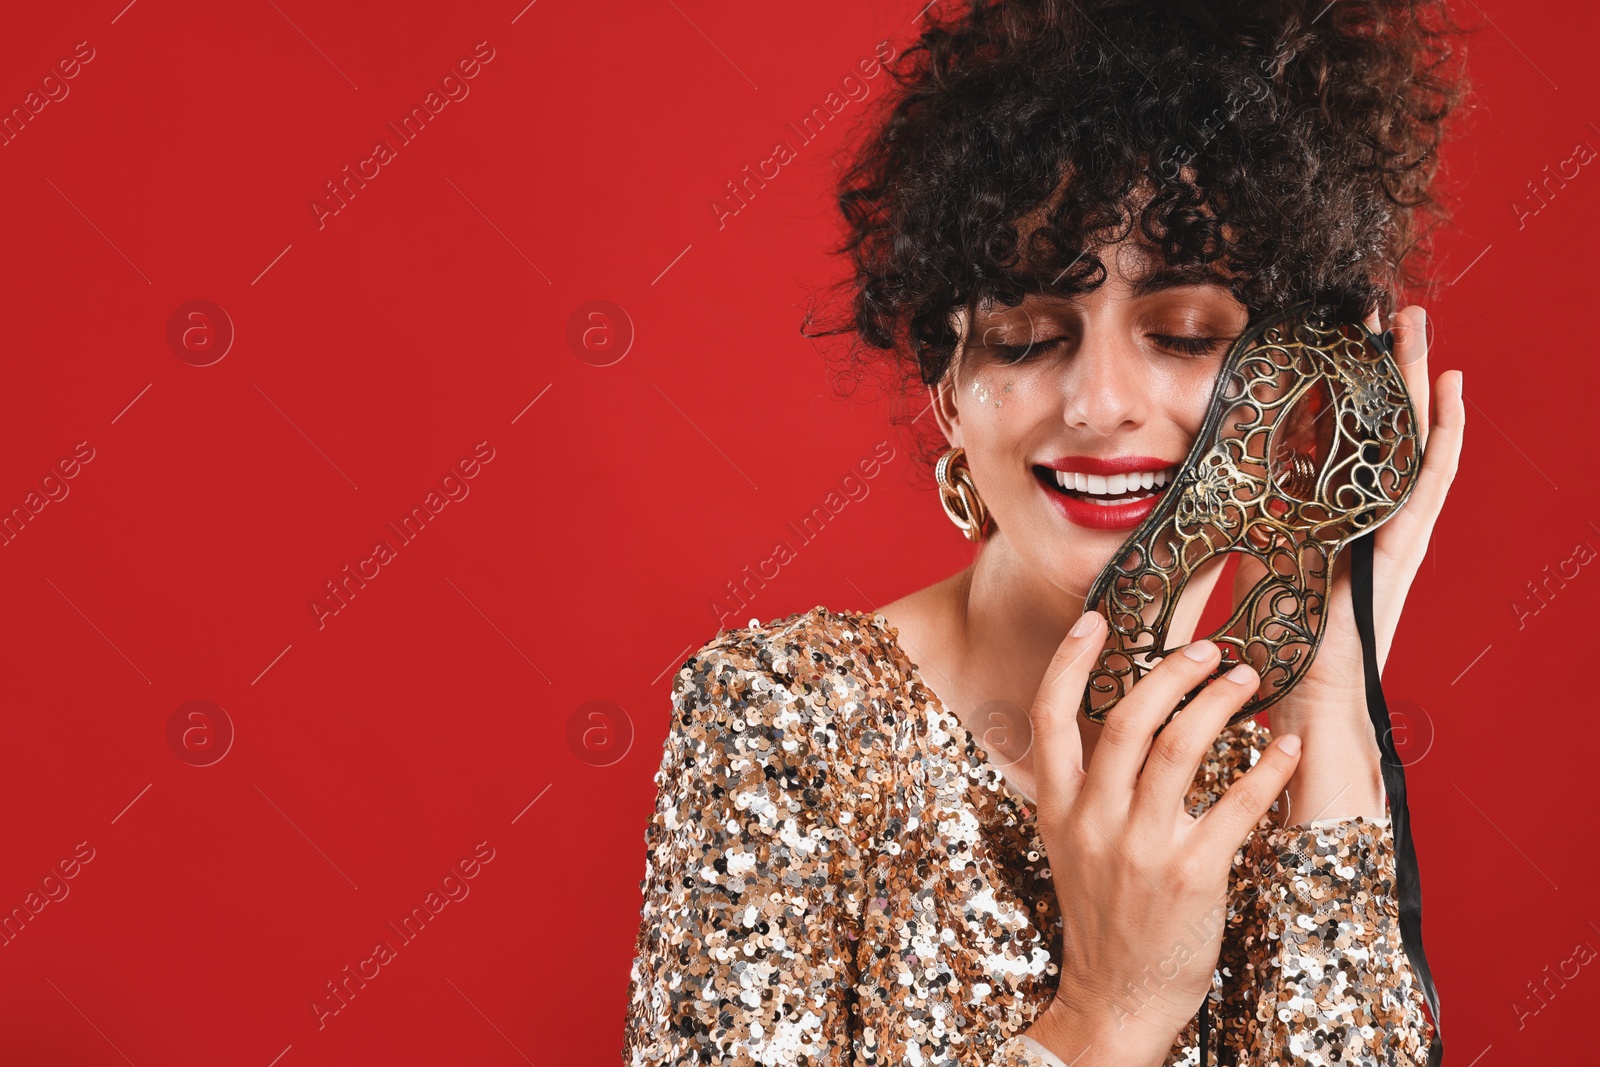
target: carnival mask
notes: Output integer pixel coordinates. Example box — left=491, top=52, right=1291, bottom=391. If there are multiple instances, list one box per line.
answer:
left=1080, top=301, right=1423, bottom=726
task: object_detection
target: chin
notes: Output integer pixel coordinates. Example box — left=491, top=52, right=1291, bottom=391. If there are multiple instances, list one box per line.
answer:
left=997, top=527, right=1111, bottom=603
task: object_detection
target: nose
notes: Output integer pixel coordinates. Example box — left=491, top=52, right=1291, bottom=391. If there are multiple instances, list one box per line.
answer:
left=1059, top=327, right=1148, bottom=439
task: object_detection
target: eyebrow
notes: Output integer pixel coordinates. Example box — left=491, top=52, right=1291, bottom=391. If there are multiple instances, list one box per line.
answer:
left=1128, top=266, right=1232, bottom=299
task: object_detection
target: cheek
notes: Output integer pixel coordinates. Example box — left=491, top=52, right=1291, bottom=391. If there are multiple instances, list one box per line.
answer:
left=1157, top=362, right=1225, bottom=434
left=957, top=372, right=1057, bottom=467
left=963, top=365, right=1053, bottom=414
left=966, top=369, right=1020, bottom=408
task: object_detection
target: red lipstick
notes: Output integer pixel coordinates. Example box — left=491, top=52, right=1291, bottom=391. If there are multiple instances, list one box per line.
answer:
left=1036, top=455, right=1177, bottom=475
left=1033, top=455, right=1180, bottom=531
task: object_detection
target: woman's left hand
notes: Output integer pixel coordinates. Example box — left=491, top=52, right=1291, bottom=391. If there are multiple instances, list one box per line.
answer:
left=1231, top=303, right=1465, bottom=823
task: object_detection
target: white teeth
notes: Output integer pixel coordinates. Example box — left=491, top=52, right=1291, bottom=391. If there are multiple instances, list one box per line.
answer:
left=1050, top=466, right=1177, bottom=497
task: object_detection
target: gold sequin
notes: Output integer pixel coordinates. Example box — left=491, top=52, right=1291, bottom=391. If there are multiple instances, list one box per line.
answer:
left=622, top=606, right=1435, bottom=1066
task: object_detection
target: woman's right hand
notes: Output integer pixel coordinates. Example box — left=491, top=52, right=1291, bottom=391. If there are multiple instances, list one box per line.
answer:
left=1018, top=610, right=1303, bottom=1067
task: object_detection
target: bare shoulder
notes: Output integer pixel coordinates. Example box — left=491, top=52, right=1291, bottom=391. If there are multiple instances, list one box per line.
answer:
left=875, top=568, right=971, bottom=668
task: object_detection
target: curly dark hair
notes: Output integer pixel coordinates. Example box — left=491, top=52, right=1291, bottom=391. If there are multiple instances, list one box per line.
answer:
left=803, top=0, right=1473, bottom=470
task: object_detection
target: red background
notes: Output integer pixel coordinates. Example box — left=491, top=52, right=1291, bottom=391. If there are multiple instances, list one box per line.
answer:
left=0, top=1, right=1593, bottom=1063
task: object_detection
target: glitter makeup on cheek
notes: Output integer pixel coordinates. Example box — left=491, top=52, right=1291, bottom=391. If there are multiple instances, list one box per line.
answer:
left=968, top=374, right=1016, bottom=408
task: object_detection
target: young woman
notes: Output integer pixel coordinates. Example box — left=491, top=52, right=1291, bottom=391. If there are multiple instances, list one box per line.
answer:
left=623, top=1, right=1468, bottom=1063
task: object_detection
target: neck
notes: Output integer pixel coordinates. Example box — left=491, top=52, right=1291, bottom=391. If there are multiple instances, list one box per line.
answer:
left=946, top=524, right=1207, bottom=781
left=961, top=529, right=1087, bottom=672
left=927, top=530, right=1093, bottom=790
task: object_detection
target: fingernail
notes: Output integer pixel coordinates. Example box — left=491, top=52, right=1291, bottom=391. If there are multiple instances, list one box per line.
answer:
left=1071, top=610, right=1101, bottom=637
left=1182, top=639, right=1217, bottom=661
left=1457, top=369, right=1464, bottom=397
left=1277, top=734, right=1302, bottom=756
left=1225, top=662, right=1257, bottom=684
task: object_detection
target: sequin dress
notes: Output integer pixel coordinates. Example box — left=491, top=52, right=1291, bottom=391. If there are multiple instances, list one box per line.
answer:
left=622, top=605, right=1435, bottom=1066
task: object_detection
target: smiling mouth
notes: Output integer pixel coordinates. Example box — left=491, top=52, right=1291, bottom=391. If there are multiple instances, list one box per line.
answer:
left=1032, top=465, right=1177, bottom=506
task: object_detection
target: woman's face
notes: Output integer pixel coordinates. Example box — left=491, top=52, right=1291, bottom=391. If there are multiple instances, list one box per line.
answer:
left=932, top=239, right=1250, bottom=600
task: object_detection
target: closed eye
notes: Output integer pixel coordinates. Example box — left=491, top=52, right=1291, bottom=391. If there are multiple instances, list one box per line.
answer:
left=990, top=336, right=1067, bottom=363
left=1151, top=334, right=1225, bottom=356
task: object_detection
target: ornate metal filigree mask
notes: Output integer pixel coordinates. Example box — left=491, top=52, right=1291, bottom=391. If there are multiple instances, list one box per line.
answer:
left=1080, top=302, right=1423, bottom=726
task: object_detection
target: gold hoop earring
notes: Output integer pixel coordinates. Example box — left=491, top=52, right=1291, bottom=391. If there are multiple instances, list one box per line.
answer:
left=935, top=446, right=990, bottom=542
